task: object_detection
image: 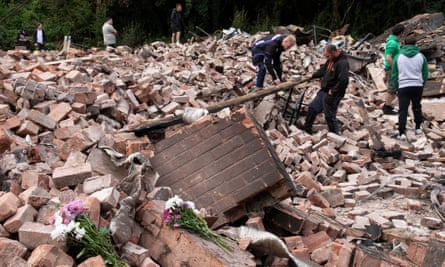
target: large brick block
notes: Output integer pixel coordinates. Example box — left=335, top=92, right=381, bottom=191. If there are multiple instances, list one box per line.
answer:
left=18, top=222, right=63, bottom=249
left=52, top=163, right=92, bottom=188
left=139, top=200, right=255, bottom=267
left=152, top=108, right=295, bottom=227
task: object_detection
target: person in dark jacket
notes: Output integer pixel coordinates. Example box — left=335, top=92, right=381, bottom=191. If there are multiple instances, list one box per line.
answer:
left=33, top=23, right=46, bottom=50
left=171, top=3, right=182, bottom=44
left=391, top=36, right=428, bottom=140
left=303, top=44, right=350, bottom=135
left=16, top=29, right=31, bottom=50
left=251, top=34, right=296, bottom=90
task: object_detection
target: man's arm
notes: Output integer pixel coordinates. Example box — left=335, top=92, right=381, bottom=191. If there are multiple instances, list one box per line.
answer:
left=391, top=56, right=399, bottom=90
left=386, top=54, right=394, bottom=68
left=311, top=63, right=326, bottom=79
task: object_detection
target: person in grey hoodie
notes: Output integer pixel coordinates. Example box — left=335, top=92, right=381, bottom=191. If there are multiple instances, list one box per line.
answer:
left=391, top=35, right=428, bottom=140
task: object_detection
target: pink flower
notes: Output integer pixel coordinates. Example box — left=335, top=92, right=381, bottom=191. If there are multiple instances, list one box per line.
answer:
left=163, top=209, right=171, bottom=224
left=173, top=223, right=180, bottom=228
left=65, top=200, right=86, bottom=217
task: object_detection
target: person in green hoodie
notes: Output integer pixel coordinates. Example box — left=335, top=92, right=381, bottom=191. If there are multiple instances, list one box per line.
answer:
left=391, top=35, right=428, bottom=141
left=383, top=24, right=405, bottom=115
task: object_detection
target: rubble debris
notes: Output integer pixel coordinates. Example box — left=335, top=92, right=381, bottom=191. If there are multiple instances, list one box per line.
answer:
left=0, top=11, right=444, bottom=267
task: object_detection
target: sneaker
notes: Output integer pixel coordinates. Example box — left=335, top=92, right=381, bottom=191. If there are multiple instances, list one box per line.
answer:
left=396, top=134, right=407, bottom=141
left=415, top=126, right=423, bottom=135
left=383, top=105, right=397, bottom=115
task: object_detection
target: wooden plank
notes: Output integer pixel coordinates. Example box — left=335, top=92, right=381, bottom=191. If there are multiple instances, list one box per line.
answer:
left=44, top=55, right=102, bottom=65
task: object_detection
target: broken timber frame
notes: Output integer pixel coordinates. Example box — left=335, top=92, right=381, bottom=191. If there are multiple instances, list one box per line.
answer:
left=127, top=78, right=312, bottom=134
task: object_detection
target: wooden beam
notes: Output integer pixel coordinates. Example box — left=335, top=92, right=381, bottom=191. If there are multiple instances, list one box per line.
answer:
left=126, top=78, right=311, bottom=133
left=44, top=55, right=102, bottom=65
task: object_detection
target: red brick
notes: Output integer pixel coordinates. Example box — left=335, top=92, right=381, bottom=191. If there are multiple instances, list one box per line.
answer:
left=16, top=120, right=40, bottom=136
left=139, top=201, right=256, bottom=267
left=406, top=241, right=427, bottom=266
left=3, top=204, right=37, bottom=233
left=352, top=246, right=383, bottom=267
left=48, top=102, right=72, bottom=122
left=326, top=240, right=355, bottom=267
left=0, top=129, right=13, bottom=153
left=307, top=188, right=330, bottom=208
left=295, top=171, right=321, bottom=191
left=121, top=242, right=149, bottom=266
left=311, top=244, right=331, bottom=265
left=284, top=236, right=304, bottom=250
left=0, top=192, right=22, bottom=222
left=0, top=117, right=21, bottom=130
left=78, top=255, right=106, bottom=267
left=0, top=237, right=27, bottom=264
left=245, top=217, right=265, bottom=231
left=302, top=231, right=332, bottom=253
left=52, top=163, right=92, bottom=188
left=18, top=222, right=62, bottom=249
left=21, top=170, right=50, bottom=190
left=27, top=244, right=74, bottom=266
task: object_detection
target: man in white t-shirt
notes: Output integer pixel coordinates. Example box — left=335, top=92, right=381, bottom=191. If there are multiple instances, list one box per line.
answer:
left=102, top=17, right=118, bottom=48
left=33, top=23, right=46, bottom=50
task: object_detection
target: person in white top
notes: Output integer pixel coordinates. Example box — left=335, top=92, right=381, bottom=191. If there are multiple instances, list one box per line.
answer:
left=102, top=17, right=118, bottom=48
left=391, top=35, right=429, bottom=140
left=32, top=23, right=46, bottom=50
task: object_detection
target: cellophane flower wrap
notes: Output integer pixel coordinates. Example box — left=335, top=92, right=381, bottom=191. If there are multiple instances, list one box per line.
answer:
left=163, top=195, right=234, bottom=253
left=50, top=199, right=127, bottom=267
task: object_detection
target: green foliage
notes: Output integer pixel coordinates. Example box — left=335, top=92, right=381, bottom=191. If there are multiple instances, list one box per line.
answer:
left=0, top=0, right=445, bottom=50
left=252, top=13, right=276, bottom=33
left=119, top=21, right=145, bottom=47
left=232, top=8, right=249, bottom=30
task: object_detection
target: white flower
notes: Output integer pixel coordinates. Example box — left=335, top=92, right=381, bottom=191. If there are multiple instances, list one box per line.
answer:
left=50, top=226, right=66, bottom=240
left=74, top=226, right=86, bottom=240
left=53, top=215, right=63, bottom=226
left=184, top=201, right=200, bottom=214
left=165, top=195, right=184, bottom=210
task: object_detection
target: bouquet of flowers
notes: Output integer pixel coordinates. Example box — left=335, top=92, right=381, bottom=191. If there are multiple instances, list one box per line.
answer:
left=50, top=199, right=127, bottom=267
left=163, top=195, right=234, bottom=253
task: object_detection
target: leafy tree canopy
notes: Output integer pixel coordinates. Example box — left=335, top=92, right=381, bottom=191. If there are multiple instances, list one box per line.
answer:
left=0, top=0, right=444, bottom=50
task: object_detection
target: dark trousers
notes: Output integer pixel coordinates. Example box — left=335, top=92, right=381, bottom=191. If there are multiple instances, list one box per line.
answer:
left=397, top=86, right=423, bottom=134
left=256, top=62, right=266, bottom=88
left=255, top=62, right=282, bottom=88
left=304, top=90, right=343, bottom=134
left=35, top=42, right=45, bottom=50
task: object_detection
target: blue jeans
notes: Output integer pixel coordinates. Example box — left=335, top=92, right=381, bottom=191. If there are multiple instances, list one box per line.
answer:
left=256, top=62, right=266, bottom=88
